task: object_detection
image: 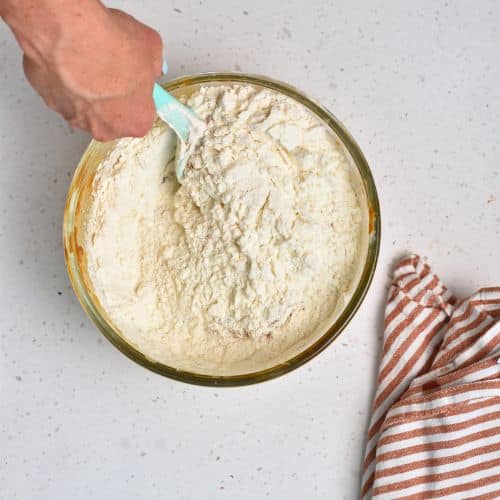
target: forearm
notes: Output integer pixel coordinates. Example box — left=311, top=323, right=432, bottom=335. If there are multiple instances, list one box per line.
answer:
left=0, top=0, right=106, bottom=60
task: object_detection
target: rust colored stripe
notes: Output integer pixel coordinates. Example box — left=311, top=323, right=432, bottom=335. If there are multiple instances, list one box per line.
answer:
left=389, top=271, right=429, bottom=304
left=387, top=286, right=398, bottom=304
left=432, top=332, right=484, bottom=369
left=406, top=276, right=442, bottom=306
left=377, top=426, right=500, bottom=462
left=383, top=273, right=448, bottom=354
left=375, top=442, right=500, bottom=478
left=405, top=368, right=500, bottom=402
left=398, top=472, right=500, bottom=499
left=367, top=413, right=386, bottom=442
left=421, top=276, right=439, bottom=296
left=404, top=357, right=498, bottom=397
left=478, top=298, right=500, bottom=307
left=395, top=256, right=418, bottom=271
left=415, top=343, right=441, bottom=380
left=402, top=265, right=431, bottom=292
left=441, top=311, right=490, bottom=350
left=479, top=287, right=500, bottom=293
left=385, top=295, right=411, bottom=328
left=372, top=457, right=500, bottom=495
left=463, top=336, right=500, bottom=367
left=411, top=285, right=433, bottom=304
left=377, top=409, right=500, bottom=447
left=401, top=277, right=424, bottom=294
left=478, top=287, right=500, bottom=293
left=368, top=374, right=499, bottom=444
left=390, top=380, right=500, bottom=410
left=433, top=334, right=500, bottom=370
left=397, top=267, right=435, bottom=298
left=383, top=397, right=500, bottom=429
left=445, top=298, right=500, bottom=332
left=437, top=321, right=493, bottom=368
left=468, top=489, right=500, bottom=500
left=373, top=314, right=444, bottom=412
left=378, top=308, right=442, bottom=385
left=445, top=301, right=477, bottom=331
left=382, top=305, right=425, bottom=357
left=360, top=470, right=375, bottom=499
left=384, top=278, right=439, bottom=328
left=362, top=446, right=377, bottom=471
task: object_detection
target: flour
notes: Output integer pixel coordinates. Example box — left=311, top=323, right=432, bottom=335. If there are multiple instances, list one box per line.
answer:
left=85, top=84, right=364, bottom=374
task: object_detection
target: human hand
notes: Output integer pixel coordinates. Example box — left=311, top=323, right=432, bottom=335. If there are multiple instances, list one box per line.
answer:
left=2, top=1, right=163, bottom=141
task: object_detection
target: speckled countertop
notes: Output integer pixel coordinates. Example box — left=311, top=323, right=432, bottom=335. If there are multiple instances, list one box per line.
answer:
left=1, top=1, right=499, bottom=499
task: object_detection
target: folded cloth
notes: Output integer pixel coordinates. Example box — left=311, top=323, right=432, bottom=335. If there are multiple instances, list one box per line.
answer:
left=361, top=255, right=500, bottom=499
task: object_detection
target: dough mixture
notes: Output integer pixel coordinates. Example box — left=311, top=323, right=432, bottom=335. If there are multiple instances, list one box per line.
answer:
left=84, top=84, right=364, bottom=374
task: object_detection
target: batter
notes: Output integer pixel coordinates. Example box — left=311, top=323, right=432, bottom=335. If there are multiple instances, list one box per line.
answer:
left=84, top=84, right=364, bottom=374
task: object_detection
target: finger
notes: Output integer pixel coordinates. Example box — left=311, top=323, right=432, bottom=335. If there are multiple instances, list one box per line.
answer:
left=87, top=117, right=117, bottom=142
left=88, top=93, right=156, bottom=141
left=126, top=97, right=157, bottom=137
left=68, top=114, right=89, bottom=132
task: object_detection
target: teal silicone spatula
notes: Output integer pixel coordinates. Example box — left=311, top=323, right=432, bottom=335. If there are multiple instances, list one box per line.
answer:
left=153, top=83, right=205, bottom=182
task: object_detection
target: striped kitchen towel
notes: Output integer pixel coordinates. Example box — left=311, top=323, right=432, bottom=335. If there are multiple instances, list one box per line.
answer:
left=361, top=255, right=500, bottom=499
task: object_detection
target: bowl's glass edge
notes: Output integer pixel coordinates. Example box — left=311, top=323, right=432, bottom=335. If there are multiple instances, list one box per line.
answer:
left=63, top=72, right=381, bottom=387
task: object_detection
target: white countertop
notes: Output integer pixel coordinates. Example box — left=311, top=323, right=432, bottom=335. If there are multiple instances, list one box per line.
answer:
left=1, top=1, right=499, bottom=499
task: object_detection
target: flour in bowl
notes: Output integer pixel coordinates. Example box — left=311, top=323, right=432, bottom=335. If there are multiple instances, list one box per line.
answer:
left=84, top=84, right=365, bottom=374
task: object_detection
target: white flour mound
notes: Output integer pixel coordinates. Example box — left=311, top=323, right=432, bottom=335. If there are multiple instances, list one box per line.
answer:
left=85, top=84, right=364, bottom=374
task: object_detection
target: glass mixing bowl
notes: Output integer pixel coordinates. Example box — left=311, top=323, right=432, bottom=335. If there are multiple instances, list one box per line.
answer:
left=63, top=73, right=380, bottom=386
